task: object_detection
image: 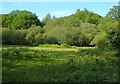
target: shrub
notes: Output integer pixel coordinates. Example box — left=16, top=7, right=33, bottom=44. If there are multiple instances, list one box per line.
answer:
left=61, top=44, right=70, bottom=48
left=2, top=47, right=50, bottom=60
left=2, top=28, right=11, bottom=44
left=39, top=44, right=61, bottom=48
left=77, top=48, right=103, bottom=56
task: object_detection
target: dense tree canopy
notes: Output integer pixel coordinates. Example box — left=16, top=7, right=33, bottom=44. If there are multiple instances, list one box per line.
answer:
left=1, top=6, right=119, bottom=49
left=106, top=5, right=120, bottom=18
left=74, top=9, right=102, bottom=25
left=2, top=10, right=43, bottom=30
left=42, top=13, right=57, bottom=25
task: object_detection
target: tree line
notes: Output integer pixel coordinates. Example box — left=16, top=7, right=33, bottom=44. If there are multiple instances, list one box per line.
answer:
left=0, top=5, right=119, bottom=50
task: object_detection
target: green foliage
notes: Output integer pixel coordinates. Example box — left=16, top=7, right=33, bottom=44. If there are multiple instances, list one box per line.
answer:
left=78, top=23, right=97, bottom=46
left=106, top=5, right=120, bottom=18
left=52, top=15, right=57, bottom=20
left=61, top=44, right=70, bottom=48
left=2, top=48, right=50, bottom=60
left=77, top=48, right=103, bottom=56
left=34, top=33, right=44, bottom=44
left=1, top=6, right=119, bottom=82
left=96, top=18, right=119, bottom=49
left=2, top=10, right=43, bottom=30
left=2, top=7, right=119, bottom=48
left=2, top=46, right=118, bottom=82
left=91, top=31, right=108, bottom=49
left=10, top=30, right=27, bottom=45
left=42, top=13, right=52, bottom=25
left=2, top=28, right=11, bottom=44
left=44, top=22, right=96, bottom=46
left=39, top=44, right=61, bottom=48
left=106, top=21, right=119, bottom=49
left=0, top=28, right=2, bottom=44
left=42, top=9, right=99, bottom=46
left=25, top=26, right=44, bottom=45
left=75, top=8, right=102, bottom=25
left=2, top=14, right=13, bottom=29
left=2, top=26, right=45, bottom=45
left=42, top=13, right=57, bottom=25
left=44, top=37, right=58, bottom=44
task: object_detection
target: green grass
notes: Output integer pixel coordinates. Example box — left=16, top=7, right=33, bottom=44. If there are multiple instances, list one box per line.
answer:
left=2, top=45, right=119, bottom=82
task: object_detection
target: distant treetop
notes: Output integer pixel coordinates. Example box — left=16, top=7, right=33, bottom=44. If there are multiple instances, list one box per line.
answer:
left=2, top=10, right=43, bottom=30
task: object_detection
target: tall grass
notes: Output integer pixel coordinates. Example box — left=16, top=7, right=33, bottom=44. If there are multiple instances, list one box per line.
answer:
left=2, top=46, right=119, bottom=82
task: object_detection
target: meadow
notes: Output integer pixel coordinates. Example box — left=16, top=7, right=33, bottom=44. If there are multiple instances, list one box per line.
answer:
left=1, top=3, right=119, bottom=83
left=2, top=45, right=119, bottom=82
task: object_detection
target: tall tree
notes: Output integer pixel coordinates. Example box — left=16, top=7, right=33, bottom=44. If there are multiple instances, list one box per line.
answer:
left=2, top=10, right=43, bottom=30
left=106, top=5, right=120, bottom=18
left=42, top=13, right=52, bottom=25
left=52, top=15, right=57, bottom=20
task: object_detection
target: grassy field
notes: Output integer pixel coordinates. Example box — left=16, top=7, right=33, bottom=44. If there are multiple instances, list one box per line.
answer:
left=2, top=45, right=119, bottom=82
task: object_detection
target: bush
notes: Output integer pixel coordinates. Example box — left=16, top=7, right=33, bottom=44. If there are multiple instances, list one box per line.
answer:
left=77, top=48, right=103, bottom=56
left=2, top=47, right=50, bottom=60
left=44, top=37, right=58, bottom=44
left=2, top=28, right=11, bottom=44
left=39, top=44, right=61, bottom=48
left=10, top=30, right=27, bottom=45
left=34, top=33, right=44, bottom=44
left=61, top=44, right=70, bottom=48
left=91, top=31, right=108, bottom=49
left=25, top=26, right=44, bottom=45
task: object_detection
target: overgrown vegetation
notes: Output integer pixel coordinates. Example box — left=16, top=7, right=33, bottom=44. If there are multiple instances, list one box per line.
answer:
left=1, top=4, right=119, bottom=82
left=2, top=46, right=119, bottom=82
left=1, top=5, right=119, bottom=49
